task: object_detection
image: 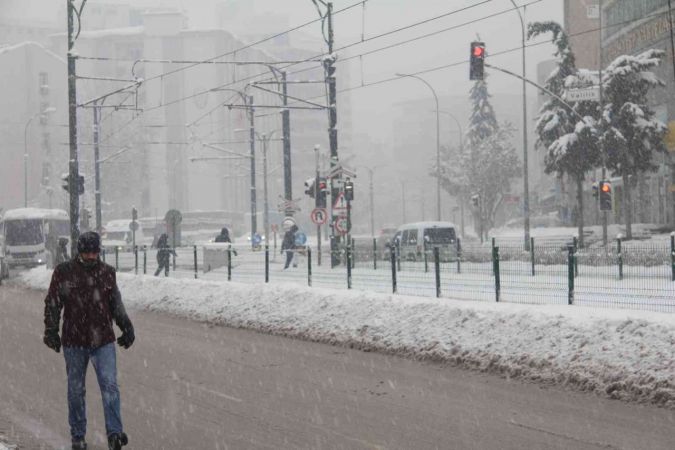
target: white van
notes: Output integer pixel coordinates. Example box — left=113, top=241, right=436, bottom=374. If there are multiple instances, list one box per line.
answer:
left=102, top=220, right=145, bottom=250
left=393, top=222, right=458, bottom=262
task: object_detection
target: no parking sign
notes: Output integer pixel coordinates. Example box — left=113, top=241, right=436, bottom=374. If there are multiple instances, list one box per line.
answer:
left=310, top=208, right=328, bottom=225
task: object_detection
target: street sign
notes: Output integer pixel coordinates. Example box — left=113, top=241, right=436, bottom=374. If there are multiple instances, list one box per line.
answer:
left=311, top=208, right=328, bottom=225
left=129, top=221, right=139, bottom=232
left=565, top=87, right=600, bottom=102
left=335, top=216, right=349, bottom=235
left=332, top=191, right=347, bottom=211
left=271, top=224, right=279, bottom=233
left=328, top=164, right=357, bottom=179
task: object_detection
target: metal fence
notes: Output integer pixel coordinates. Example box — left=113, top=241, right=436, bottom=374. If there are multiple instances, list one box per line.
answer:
left=103, top=235, right=675, bottom=313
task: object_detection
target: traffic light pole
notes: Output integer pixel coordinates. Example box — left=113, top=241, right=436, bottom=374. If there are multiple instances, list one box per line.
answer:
left=248, top=95, right=258, bottom=245
left=599, top=0, right=608, bottom=247
left=67, top=0, right=81, bottom=256
left=281, top=71, right=293, bottom=214
left=314, top=145, right=322, bottom=266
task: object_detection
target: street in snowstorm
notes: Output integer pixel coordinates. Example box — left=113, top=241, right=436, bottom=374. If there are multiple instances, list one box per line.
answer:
left=3, top=0, right=675, bottom=449
left=1, top=283, right=674, bottom=450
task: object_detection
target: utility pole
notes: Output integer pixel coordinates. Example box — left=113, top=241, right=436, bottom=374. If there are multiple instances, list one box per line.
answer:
left=281, top=71, right=293, bottom=214
left=67, top=0, right=80, bottom=256
left=248, top=95, right=258, bottom=244
left=321, top=1, right=342, bottom=268
left=261, top=135, right=270, bottom=244
left=510, top=0, right=531, bottom=251
left=93, top=101, right=102, bottom=233
left=368, top=169, right=375, bottom=238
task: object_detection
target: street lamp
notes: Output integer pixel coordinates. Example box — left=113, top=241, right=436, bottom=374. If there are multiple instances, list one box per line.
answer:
left=356, top=165, right=381, bottom=238
left=396, top=73, right=441, bottom=221
left=437, top=109, right=465, bottom=238
left=509, top=0, right=531, bottom=250
left=24, top=106, right=56, bottom=207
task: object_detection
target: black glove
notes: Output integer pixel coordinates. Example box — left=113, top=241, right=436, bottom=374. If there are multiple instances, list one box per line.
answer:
left=43, top=330, right=61, bottom=353
left=117, top=328, right=135, bottom=349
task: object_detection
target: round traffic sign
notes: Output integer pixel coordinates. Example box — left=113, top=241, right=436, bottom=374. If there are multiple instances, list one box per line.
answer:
left=335, top=216, right=349, bottom=235
left=310, top=208, right=328, bottom=225
left=129, top=221, right=139, bottom=232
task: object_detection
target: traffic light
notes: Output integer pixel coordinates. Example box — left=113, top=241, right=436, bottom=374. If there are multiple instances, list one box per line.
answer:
left=344, top=178, right=354, bottom=202
left=471, top=194, right=480, bottom=208
left=592, top=182, right=599, bottom=199
left=61, top=173, right=85, bottom=194
left=470, top=41, right=486, bottom=81
left=304, top=177, right=316, bottom=198
left=599, top=181, right=612, bottom=211
left=316, top=177, right=328, bottom=208
left=132, top=207, right=138, bottom=221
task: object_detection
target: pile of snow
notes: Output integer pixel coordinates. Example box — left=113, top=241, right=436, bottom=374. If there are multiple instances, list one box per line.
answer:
left=20, top=267, right=675, bottom=408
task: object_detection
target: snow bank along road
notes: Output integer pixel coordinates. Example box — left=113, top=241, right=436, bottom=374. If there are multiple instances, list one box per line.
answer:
left=19, top=267, right=675, bottom=408
left=2, top=283, right=675, bottom=449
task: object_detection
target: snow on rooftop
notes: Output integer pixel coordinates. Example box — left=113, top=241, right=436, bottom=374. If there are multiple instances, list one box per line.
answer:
left=1, top=208, right=68, bottom=221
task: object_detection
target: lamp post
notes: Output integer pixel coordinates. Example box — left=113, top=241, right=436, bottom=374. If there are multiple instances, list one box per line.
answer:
left=509, top=0, right=531, bottom=250
left=24, top=107, right=56, bottom=207
left=396, top=73, right=441, bottom=221
left=438, top=110, right=465, bottom=238
left=356, top=165, right=380, bottom=238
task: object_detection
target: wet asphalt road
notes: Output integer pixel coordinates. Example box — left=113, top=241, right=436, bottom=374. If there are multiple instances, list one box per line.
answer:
left=1, top=281, right=674, bottom=450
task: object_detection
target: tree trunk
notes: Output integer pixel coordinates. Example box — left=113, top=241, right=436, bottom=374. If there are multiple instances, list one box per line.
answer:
left=576, top=175, right=584, bottom=248
left=623, top=174, right=633, bottom=240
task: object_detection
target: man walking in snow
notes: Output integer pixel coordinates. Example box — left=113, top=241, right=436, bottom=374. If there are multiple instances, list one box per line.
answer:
left=43, top=231, right=134, bottom=450
left=154, top=233, right=177, bottom=277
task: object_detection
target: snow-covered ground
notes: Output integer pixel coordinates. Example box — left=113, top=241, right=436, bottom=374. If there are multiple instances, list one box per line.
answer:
left=19, top=266, right=675, bottom=409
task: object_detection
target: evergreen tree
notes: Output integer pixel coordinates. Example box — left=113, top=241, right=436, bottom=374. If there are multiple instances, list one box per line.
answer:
left=602, top=49, right=668, bottom=240
left=435, top=75, right=521, bottom=241
left=528, top=21, right=601, bottom=247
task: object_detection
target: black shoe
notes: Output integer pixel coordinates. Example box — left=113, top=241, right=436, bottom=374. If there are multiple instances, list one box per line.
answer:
left=72, top=438, right=87, bottom=450
left=107, top=432, right=128, bottom=450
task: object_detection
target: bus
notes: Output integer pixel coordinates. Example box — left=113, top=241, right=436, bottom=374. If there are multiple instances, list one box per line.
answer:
left=0, top=208, right=70, bottom=268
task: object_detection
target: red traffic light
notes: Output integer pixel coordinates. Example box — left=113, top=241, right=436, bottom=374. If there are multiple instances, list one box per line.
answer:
left=601, top=183, right=611, bottom=193
left=473, top=46, right=485, bottom=58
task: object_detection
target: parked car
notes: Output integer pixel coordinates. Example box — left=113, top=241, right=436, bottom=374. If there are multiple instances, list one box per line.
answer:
left=0, top=236, right=9, bottom=282
left=394, top=222, right=458, bottom=262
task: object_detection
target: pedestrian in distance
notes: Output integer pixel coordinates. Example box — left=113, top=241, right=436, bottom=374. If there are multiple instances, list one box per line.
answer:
left=55, top=237, right=70, bottom=265
left=43, top=231, right=134, bottom=450
left=281, top=224, right=298, bottom=269
left=214, top=227, right=231, bottom=243
left=154, top=233, right=177, bottom=277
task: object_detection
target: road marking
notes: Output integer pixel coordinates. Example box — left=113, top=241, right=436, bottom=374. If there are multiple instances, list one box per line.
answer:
left=186, top=383, right=243, bottom=403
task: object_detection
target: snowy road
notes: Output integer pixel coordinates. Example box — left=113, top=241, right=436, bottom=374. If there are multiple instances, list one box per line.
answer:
left=1, top=284, right=675, bottom=449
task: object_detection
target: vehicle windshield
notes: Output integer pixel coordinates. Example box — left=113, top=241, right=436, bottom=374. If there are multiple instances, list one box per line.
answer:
left=5, top=219, right=44, bottom=246
left=105, top=231, right=130, bottom=242
left=423, top=227, right=456, bottom=244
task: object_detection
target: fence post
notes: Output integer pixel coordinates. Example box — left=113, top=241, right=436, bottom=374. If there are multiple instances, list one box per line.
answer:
left=573, top=236, right=579, bottom=278
left=227, top=244, right=232, bottom=282
left=530, top=237, right=535, bottom=276
left=434, top=247, right=441, bottom=298
left=491, top=237, right=496, bottom=276
left=567, top=244, right=575, bottom=305
left=373, top=238, right=377, bottom=270
left=671, top=234, right=675, bottom=282
left=456, top=238, right=462, bottom=274
left=351, top=238, right=356, bottom=269
left=173, top=249, right=176, bottom=271
left=617, top=237, right=623, bottom=281
left=307, top=247, right=312, bottom=287
left=193, top=245, right=198, bottom=279
left=115, top=246, right=119, bottom=271
left=396, top=242, right=401, bottom=272
left=346, top=244, right=352, bottom=289
left=265, top=244, right=269, bottom=283
left=134, top=245, right=138, bottom=275
left=390, top=245, right=397, bottom=294
left=424, top=244, right=429, bottom=273
left=493, top=245, right=500, bottom=302
left=143, top=246, right=147, bottom=275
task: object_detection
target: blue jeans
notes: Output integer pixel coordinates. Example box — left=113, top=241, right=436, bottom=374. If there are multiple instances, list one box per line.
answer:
left=63, top=342, right=123, bottom=440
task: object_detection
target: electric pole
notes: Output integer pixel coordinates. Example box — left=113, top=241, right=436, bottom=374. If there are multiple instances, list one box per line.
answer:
left=314, top=145, right=322, bottom=265
left=93, top=101, right=102, bottom=233
left=248, top=95, right=258, bottom=244
left=67, top=0, right=81, bottom=256
left=281, top=71, right=293, bottom=214
left=599, top=0, right=608, bottom=247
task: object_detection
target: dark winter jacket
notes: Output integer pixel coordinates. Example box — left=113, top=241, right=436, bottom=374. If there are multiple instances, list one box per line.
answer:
left=156, top=234, right=176, bottom=264
left=214, top=228, right=231, bottom=243
left=281, top=225, right=298, bottom=251
left=44, top=257, right=134, bottom=348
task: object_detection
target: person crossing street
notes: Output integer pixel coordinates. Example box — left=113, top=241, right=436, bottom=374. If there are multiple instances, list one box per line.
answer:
left=43, top=231, right=135, bottom=450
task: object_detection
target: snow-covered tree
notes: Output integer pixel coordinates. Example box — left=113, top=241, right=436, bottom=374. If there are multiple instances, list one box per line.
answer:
left=528, top=21, right=601, bottom=247
left=602, top=49, right=668, bottom=240
left=435, top=75, right=521, bottom=241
